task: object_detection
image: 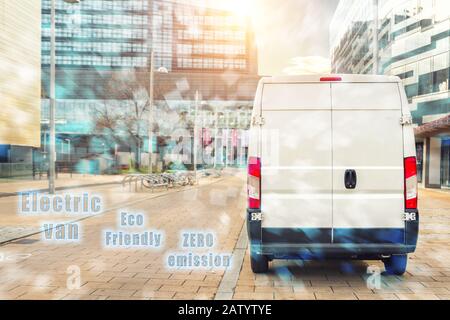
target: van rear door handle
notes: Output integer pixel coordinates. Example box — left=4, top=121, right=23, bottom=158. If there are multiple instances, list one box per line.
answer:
left=345, top=169, right=357, bottom=189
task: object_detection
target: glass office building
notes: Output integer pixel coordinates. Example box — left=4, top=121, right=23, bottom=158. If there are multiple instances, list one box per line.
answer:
left=330, top=0, right=450, bottom=189
left=41, top=0, right=253, bottom=72
left=40, top=0, right=259, bottom=173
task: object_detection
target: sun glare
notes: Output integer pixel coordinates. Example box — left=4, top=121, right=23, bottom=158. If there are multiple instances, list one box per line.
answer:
left=230, top=0, right=252, bottom=17
left=215, top=0, right=253, bottom=18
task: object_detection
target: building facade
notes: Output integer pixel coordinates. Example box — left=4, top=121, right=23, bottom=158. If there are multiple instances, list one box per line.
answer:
left=40, top=0, right=259, bottom=173
left=0, top=1, right=41, bottom=177
left=331, top=0, right=450, bottom=189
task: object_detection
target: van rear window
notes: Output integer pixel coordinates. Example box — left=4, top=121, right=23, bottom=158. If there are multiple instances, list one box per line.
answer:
left=262, top=83, right=331, bottom=110
left=332, top=83, right=401, bottom=110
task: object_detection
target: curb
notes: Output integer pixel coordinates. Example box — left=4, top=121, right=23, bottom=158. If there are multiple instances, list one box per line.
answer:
left=215, top=220, right=248, bottom=300
left=0, top=181, right=121, bottom=198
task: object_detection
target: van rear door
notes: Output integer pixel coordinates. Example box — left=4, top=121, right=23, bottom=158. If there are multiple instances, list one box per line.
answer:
left=260, top=83, right=333, bottom=244
left=331, top=82, right=405, bottom=244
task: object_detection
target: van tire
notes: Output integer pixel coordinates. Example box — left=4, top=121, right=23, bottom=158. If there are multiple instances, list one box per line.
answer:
left=383, top=254, right=408, bottom=275
left=250, top=252, right=269, bottom=273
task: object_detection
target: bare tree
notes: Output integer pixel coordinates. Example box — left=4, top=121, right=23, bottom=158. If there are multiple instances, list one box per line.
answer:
left=93, top=74, right=150, bottom=171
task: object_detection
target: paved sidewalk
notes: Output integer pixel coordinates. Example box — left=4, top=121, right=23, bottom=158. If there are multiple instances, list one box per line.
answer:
left=0, top=174, right=122, bottom=243
left=0, top=173, right=223, bottom=244
left=0, top=173, right=244, bottom=300
left=234, top=188, right=450, bottom=300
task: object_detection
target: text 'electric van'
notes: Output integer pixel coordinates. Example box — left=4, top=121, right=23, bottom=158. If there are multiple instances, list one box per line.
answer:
left=247, top=75, right=419, bottom=275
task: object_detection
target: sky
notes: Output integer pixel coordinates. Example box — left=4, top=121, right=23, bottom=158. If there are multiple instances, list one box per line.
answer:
left=198, top=0, right=340, bottom=76
left=250, top=0, right=340, bottom=76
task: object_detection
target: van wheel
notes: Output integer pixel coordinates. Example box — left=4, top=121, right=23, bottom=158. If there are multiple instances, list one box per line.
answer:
left=250, top=251, right=269, bottom=273
left=383, top=254, right=408, bottom=275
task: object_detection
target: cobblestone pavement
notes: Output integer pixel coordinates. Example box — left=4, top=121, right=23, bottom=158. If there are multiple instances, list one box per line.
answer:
left=0, top=174, right=246, bottom=300
left=235, top=189, right=450, bottom=300
left=0, top=173, right=449, bottom=300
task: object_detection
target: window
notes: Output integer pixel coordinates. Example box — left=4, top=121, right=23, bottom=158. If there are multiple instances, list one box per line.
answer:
left=418, top=73, right=433, bottom=95
left=193, top=59, right=202, bottom=68
left=416, top=143, right=424, bottom=184
left=396, top=70, right=414, bottom=80
left=404, top=83, right=419, bottom=101
left=433, top=68, right=450, bottom=93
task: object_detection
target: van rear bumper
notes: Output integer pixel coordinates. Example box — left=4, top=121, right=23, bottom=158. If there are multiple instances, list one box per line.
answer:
left=247, top=209, right=418, bottom=260
left=258, top=243, right=416, bottom=260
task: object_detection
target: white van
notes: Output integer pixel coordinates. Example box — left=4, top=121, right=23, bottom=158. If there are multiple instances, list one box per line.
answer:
left=247, top=75, right=419, bottom=275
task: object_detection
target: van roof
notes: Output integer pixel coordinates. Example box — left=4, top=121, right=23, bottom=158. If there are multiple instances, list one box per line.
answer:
left=261, top=74, right=401, bottom=83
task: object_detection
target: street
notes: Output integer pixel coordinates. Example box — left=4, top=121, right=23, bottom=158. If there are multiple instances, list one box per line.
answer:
left=236, top=188, right=450, bottom=300
left=0, top=173, right=449, bottom=300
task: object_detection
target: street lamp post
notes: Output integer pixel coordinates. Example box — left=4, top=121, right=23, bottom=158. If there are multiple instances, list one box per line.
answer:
left=225, top=112, right=229, bottom=168
left=193, top=91, right=199, bottom=183
left=114, top=143, right=118, bottom=172
left=65, top=138, right=71, bottom=178
left=148, top=50, right=155, bottom=174
left=49, top=0, right=80, bottom=194
left=147, top=50, right=168, bottom=174
left=373, top=0, right=379, bottom=75
left=213, top=106, right=219, bottom=170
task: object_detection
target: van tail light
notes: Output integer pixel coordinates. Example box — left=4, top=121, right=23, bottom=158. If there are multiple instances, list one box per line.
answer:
left=248, top=157, right=261, bottom=209
left=320, top=76, right=342, bottom=82
left=404, top=157, right=418, bottom=210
